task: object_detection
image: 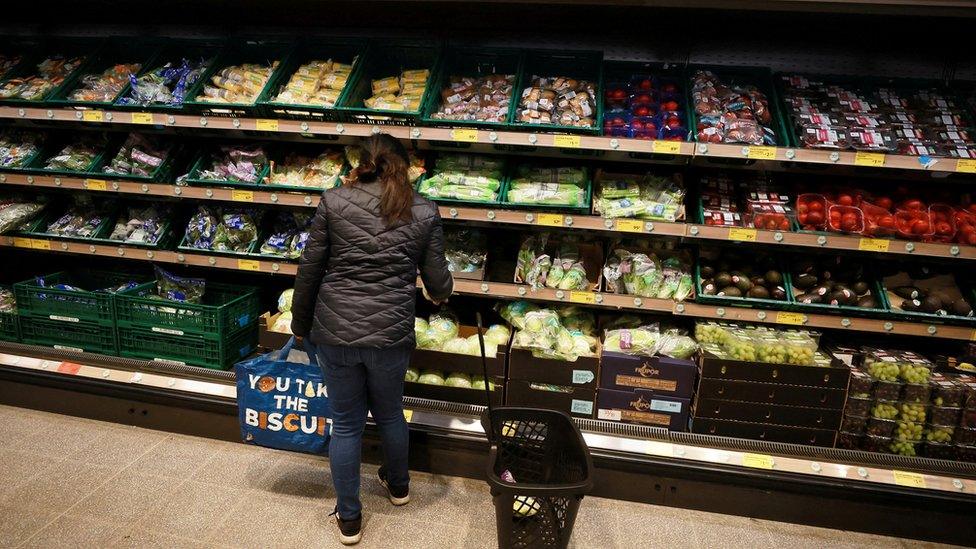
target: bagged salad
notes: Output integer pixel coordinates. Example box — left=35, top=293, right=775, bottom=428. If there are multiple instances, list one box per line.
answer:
left=515, top=234, right=593, bottom=291
left=0, top=131, right=42, bottom=168
left=44, top=195, right=114, bottom=238
left=154, top=265, right=205, bottom=304
left=196, top=144, right=268, bottom=184
left=0, top=287, right=15, bottom=313
left=260, top=211, right=311, bottom=259
left=444, top=227, right=487, bottom=274
left=418, top=154, right=505, bottom=203
left=118, top=57, right=211, bottom=107
left=505, top=164, right=587, bottom=207
left=594, top=171, right=685, bottom=221
left=267, top=149, right=345, bottom=189
left=603, top=244, right=693, bottom=301
left=108, top=204, right=168, bottom=245
left=0, top=196, right=46, bottom=234
left=184, top=205, right=260, bottom=252
left=102, top=134, right=173, bottom=178
left=42, top=136, right=107, bottom=172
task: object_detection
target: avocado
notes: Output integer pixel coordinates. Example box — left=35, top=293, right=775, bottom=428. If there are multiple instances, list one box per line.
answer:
left=829, top=289, right=855, bottom=306
left=717, top=261, right=732, bottom=273
left=795, top=260, right=816, bottom=275
left=719, top=287, right=743, bottom=297
left=764, top=270, right=783, bottom=286
left=771, top=286, right=787, bottom=300
left=857, top=295, right=878, bottom=308
left=852, top=281, right=869, bottom=296
left=700, top=265, right=715, bottom=279
left=748, top=286, right=770, bottom=299
left=735, top=277, right=753, bottom=292
left=920, top=296, right=943, bottom=313
left=901, top=299, right=922, bottom=312
left=893, top=286, right=925, bottom=300
left=794, top=273, right=818, bottom=290
left=798, top=293, right=822, bottom=304
left=702, top=282, right=717, bottom=296
left=951, top=299, right=973, bottom=316
left=750, top=276, right=766, bottom=287
left=714, top=272, right=732, bottom=289
left=812, top=285, right=831, bottom=297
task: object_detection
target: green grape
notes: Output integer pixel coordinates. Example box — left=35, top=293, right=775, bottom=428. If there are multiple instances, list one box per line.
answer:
left=899, top=402, right=927, bottom=423
left=889, top=440, right=917, bottom=456
left=925, top=426, right=953, bottom=443
left=871, top=403, right=898, bottom=420
left=895, top=420, right=923, bottom=441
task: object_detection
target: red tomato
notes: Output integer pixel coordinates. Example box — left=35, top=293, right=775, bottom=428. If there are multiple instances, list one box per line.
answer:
left=936, top=222, right=953, bottom=235
left=967, top=204, right=976, bottom=214
left=912, top=220, right=931, bottom=234
left=663, top=100, right=679, bottom=111
left=837, top=194, right=854, bottom=206
left=638, top=79, right=653, bottom=90
left=635, top=94, right=652, bottom=104
left=797, top=204, right=808, bottom=214
left=874, top=196, right=893, bottom=210
left=878, top=215, right=896, bottom=228
left=778, top=218, right=791, bottom=231
left=809, top=201, right=824, bottom=212
left=662, top=83, right=677, bottom=94
left=634, top=106, right=650, bottom=117
left=902, top=199, right=924, bottom=211
left=807, top=211, right=824, bottom=225
left=665, top=115, right=681, bottom=128
left=765, top=218, right=779, bottom=230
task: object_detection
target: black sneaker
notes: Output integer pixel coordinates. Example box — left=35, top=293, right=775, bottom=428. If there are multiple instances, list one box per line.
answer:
left=378, top=467, right=410, bottom=506
left=329, top=508, right=362, bottom=545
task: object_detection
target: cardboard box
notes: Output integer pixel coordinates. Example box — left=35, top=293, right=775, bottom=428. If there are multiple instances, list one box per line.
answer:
left=404, top=378, right=504, bottom=406
left=691, top=417, right=836, bottom=447
left=412, top=325, right=507, bottom=378
left=599, top=352, right=696, bottom=398
left=596, top=388, right=690, bottom=431
left=693, top=398, right=843, bottom=430
left=259, top=312, right=292, bottom=350
left=696, top=378, right=847, bottom=409
left=699, top=350, right=851, bottom=389
left=505, top=379, right=596, bottom=419
left=508, top=347, right=599, bottom=390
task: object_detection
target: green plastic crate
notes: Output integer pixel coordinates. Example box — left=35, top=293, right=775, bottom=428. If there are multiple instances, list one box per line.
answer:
left=20, top=315, right=117, bottom=355
left=255, top=37, right=368, bottom=121
left=414, top=152, right=508, bottom=206
left=115, top=281, right=259, bottom=338
left=21, top=199, right=118, bottom=243
left=0, top=38, right=103, bottom=106
left=177, top=228, right=262, bottom=257
left=0, top=130, right=46, bottom=172
left=693, top=256, right=795, bottom=309
left=687, top=65, right=791, bottom=149
left=89, top=207, right=177, bottom=250
left=0, top=38, right=36, bottom=82
left=601, top=60, right=692, bottom=143
left=419, top=46, right=523, bottom=130
left=336, top=39, right=442, bottom=126
left=14, top=270, right=147, bottom=324
left=183, top=145, right=271, bottom=190
left=117, top=322, right=257, bottom=370
left=90, top=136, right=183, bottom=183
left=112, top=38, right=226, bottom=113
left=24, top=133, right=116, bottom=178
left=46, top=39, right=162, bottom=110
left=877, top=275, right=976, bottom=326
left=509, top=49, right=604, bottom=136
left=0, top=286, right=19, bottom=342
left=499, top=163, right=593, bottom=214
left=262, top=142, right=349, bottom=193
left=183, top=38, right=298, bottom=118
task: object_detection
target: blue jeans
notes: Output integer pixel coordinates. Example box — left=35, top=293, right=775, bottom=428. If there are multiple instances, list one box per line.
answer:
left=317, top=344, right=412, bottom=520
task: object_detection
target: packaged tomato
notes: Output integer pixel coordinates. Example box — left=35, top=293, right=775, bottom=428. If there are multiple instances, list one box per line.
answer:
left=927, top=204, right=957, bottom=243
left=629, top=116, right=659, bottom=139
left=954, top=209, right=976, bottom=246
left=945, top=146, right=976, bottom=159
left=827, top=204, right=865, bottom=234
left=894, top=208, right=935, bottom=240
left=796, top=193, right=828, bottom=230
left=604, top=82, right=630, bottom=110
left=860, top=201, right=897, bottom=237
left=799, top=125, right=850, bottom=149
left=842, top=113, right=888, bottom=128
left=849, top=127, right=897, bottom=151
left=702, top=193, right=738, bottom=212
left=922, top=111, right=969, bottom=127
left=703, top=210, right=742, bottom=227
left=745, top=203, right=793, bottom=231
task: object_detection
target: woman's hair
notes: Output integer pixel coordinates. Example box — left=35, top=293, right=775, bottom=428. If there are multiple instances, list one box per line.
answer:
left=349, top=134, right=413, bottom=225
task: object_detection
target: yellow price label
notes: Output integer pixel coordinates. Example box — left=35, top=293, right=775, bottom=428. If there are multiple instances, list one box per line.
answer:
left=569, top=291, right=596, bottom=305
left=970, top=329, right=976, bottom=342
left=553, top=135, right=581, bottom=148
left=403, top=409, right=413, bottom=423
left=255, top=119, right=279, bottom=132
left=775, top=311, right=805, bottom=325
left=82, top=110, right=104, bottom=122
left=858, top=238, right=890, bottom=252
left=854, top=152, right=886, bottom=167
left=742, top=453, right=775, bottom=469
left=85, top=179, right=107, bottom=191
left=450, top=128, right=478, bottom=142
left=131, top=112, right=154, bottom=125
left=728, top=228, right=757, bottom=241
left=747, top=146, right=777, bottom=160
left=956, top=159, right=976, bottom=174
left=615, top=219, right=645, bottom=233
left=231, top=190, right=254, bottom=202
left=651, top=140, right=682, bottom=154
left=237, top=259, right=260, bottom=271
left=892, top=470, right=926, bottom=488
left=30, top=239, right=51, bottom=250
left=536, top=213, right=564, bottom=227
left=12, top=237, right=32, bottom=248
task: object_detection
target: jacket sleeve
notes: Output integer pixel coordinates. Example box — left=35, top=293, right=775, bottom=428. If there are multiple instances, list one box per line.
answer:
left=291, top=199, right=330, bottom=338
left=419, top=209, right=454, bottom=302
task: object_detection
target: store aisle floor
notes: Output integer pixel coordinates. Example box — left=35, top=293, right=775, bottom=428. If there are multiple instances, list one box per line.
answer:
left=0, top=404, right=958, bottom=549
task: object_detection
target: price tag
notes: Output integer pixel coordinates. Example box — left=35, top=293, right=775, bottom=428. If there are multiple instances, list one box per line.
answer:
left=403, top=409, right=413, bottom=423
left=31, top=239, right=51, bottom=250
left=892, top=470, right=926, bottom=488
left=742, top=453, right=775, bottom=469
left=858, top=238, right=890, bottom=252
left=131, top=112, right=154, bottom=125
left=728, top=228, right=757, bottom=242
left=615, top=219, right=645, bottom=233
left=85, top=179, right=108, bottom=191
left=231, top=190, right=254, bottom=202
left=12, top=237, right=32, bottom=248
left=775, top=311, right=805, bottom=325
left=57, top=362, right=82, bottom=375
left=747, top=146, right=777, bottom=160
left=971, top=329, right=976, bottom=342
left=956, top=159, right=976, bottom=174
left=255, top=119, right=279, bottom=132
left=450, top=128, right=478, bottom=142
left=553, top=135, right=581, bottom=148
left=82, top=110, right=104, bottom=122
left=237, top=259, right=260, bottom=271
left=854, top=152, right=885, bottom=167
left=536, top=213, right=564, bottom=227
left=652, top=140, right=682, bottom=154
left=569, top=291, right=596, bottom=305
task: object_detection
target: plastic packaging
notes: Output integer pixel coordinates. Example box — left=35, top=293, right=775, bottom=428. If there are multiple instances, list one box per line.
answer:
left=836, top=431, right=863, bottom=450
left=922, top=441, right=957, bottom=460
left=118, top=57, right=211, bottom=107
left=931, top=377, right=966, bottom=407
left=924, top=424, right=955, bottom=443
left=956, top=426, right=976, bottom=445
left=154, top=265, right=205, bottom=303
left=267, top=149, right=345, bottom=190
left=432, top=73, right=515, bottom=123
left=0, top=55, right=85, bottom=101
left=0, top=196, right=46, bottom=235
left=826, top=204, right=865, bottom=234
left=866, top=417, right=896, bottom=437
left=0, top=131, right=42, bottom=168
left=196, top=61, right=278, bottom=105
left=68, top=62, right=141, bottom=102
left=841, top=414, right=867, bottom=432
left=869, top=400, right=898, bottom=420
left=848, top=370, right=874, bottom=398
left=873, top=380, right=902, bottom=401
left=260, top=212, right=311, bottom=259
left=198, top=145, right=268, bottom=184
left=518, top=75, right=597, bottom=128
left=108, top=204, right=167, bottom=245
left=103, top=134, right=172, bottom=177
left=860, top=434, right=891, bottom=453
left=274, top=58, right=355, bottom=107
left=898, top=402, right=928, bottom=424
left=902, top=383, right=932, bottom=404
left=930, top=406, right=961, bottom=426
left=795, top=193, right=829, bottom=231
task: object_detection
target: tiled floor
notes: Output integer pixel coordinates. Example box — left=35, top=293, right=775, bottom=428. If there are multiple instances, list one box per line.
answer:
left=0, top=404, right=959, bottom=548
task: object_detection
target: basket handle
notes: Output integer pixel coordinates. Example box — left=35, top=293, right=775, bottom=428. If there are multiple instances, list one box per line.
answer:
left=475, top=311, right=495, bottom=443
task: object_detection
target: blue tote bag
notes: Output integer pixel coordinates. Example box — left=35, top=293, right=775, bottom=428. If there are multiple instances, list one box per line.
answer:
left=236, top=337, right=331, bottom=454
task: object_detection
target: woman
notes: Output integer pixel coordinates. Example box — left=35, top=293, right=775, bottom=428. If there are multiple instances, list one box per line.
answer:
left=291, top=134, right=453, bottom=545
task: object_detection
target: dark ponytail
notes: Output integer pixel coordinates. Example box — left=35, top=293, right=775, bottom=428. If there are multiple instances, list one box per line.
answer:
left=349, top=134, right=414, bottom=226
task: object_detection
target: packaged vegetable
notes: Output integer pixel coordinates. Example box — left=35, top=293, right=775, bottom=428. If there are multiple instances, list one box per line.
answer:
left=498, top=300, right=539, bottom=330
left=260, top=212, right=311, bottom=259
left=154, top=265, right=205, bottom=304
left=197, top=145, right=268, bottom=184
left=45, top=195, right=113, bottom=238
left=604, top=325, right=661, bottom=356
left=107, top=204, right=168, bottom=245
left=118, top=57, right=211, bottom=107
left=267, top=149, right=345, bottom=189
left=364, top=68, right=429, bottom=112
left=68, top=63, right=141, bottom=102
left=0, top=196, right=46, bottom=234
left=444, top=228, right=487, bottom=273
left=417, top=370, right=446, bottom=386
left=196, top=61, right=278, bottom=105
left=0, top=131, right=42, bottom=168
left=484, top=324, right=511, bottom=346
left=43, top=137, right=106, bottom=172
left=103, top=134, right=172, bottom=177
left=431, top=73, right=514, bottom=123
left=405, top=367, right=420, bottom=383
left=0, top=55, right=85, bottom=101
left=271, top=311, right=293, bottom=333
left=425, top=310, right=460, bottom=347
left=274, top=58, right=356, bottom=106
left=518, top=75, right=596, bottom=128
left=418, top=154, right=505, bottom=203
left=278, top=289, right=294, bottom=313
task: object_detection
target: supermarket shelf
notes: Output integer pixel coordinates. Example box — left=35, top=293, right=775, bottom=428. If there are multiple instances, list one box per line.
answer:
left=5, top=173, right=974, bottom=261
left=450, top=278, right=677, bottom=313
left=4, top=105, right=976, bottom=175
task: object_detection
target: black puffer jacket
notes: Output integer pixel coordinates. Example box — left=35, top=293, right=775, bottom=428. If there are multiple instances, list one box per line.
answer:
left=290, top=181, right=453, bottom=348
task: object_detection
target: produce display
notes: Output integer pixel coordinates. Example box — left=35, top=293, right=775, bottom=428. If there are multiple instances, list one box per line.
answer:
left=414, top=310, right=506, bottom=358
left=515, top=234, right=594, bottom=291
left=118, top=57, right=211, bottom=107
left=430, top=73, right=515, bottom=123
left=345, top=145, right=425, bottom=183
left=0, top=287, right=15, bottom=313
left=692, top=70, right=777, bottom=145
left=184, top=205, right=260, bottom=253
left=67, top=62, right=141, bottom=102
left=365, top=68, right=428, bottom=112
left=0, top=54, right=22, bottom=79
left=697, top=249, right=788, bottom=301
left=603, top=241, right=693, bottom=300
left=695, top=322, right=820, bottom=365
left=791, top=256, right=881, bottom=308
left=418, top=154, right=505, bottom=203
left=0, top=131, right=42, bottom=168
left=699, top=172, right=792, bottom=230
left=603, top=73, right=686, bottom=139
left=878, top=265, right=973, bottom=318
left=0, top=55, right=85, bottom=101
left=504, top=302, right=597, bottom=361
left=593, top=169, right=685, bottom=221
left=273, top=58, right=355, bottom=107
left=41, top=137, right=106, bottom=172
left=0, top=196, right=45, bottom=234
left=259, top=211, right=310, bottom=259
left=603, top=323, right=698, bottom=359
left=780, top=74, right=976, bottom=157
left=518, top=75, right=596, bottom=128
left=195, top=61, right=279, bottom=105
left=505, top=163, right=587, bottom=207
left=102, top=134, right=173, bottom=177
left=443, top=227, right=487, bottom=275
left=43, top=196, right=114, bottom=238
left=154, top=265, right=206, bottom=304
left=267, top=148, right=344, bottom=189
left=107, top=204, right=168, bottom=245
left=195, top=144, right=268, bottom=184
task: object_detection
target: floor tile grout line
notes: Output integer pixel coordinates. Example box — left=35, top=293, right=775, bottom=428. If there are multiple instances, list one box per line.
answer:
left=14, top=432, right=174, bottom=549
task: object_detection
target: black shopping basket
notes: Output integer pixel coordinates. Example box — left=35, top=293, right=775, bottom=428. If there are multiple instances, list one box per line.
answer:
left=474, top=313, right=594, bottom=549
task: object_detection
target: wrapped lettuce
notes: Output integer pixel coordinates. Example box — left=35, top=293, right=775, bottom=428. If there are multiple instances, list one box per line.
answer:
left=444, top=228, right=487, bottom=273
left=418, top=153, right=504, bottom=203
left=260, top=212, right=311, bottom=259
left=603, top=326, right=661, bottom=356
left=0, top=196, right=46, bottom=235
left=657, top=330, right=699, bottom=360
left=417, top=370, right=445, bottom=386
left=278, top=289, right=294, bottom=313
left=108, top=204, right=167, bottom=245
left=154, top=265, right=205, bottom=304
left=445, top=372, right=472, bottom=388
left=405, top=367, right=420, bottom=383
left=594, top=171, right=685, bottom=221
left=484, top=324, right=511, bottom=346
left=198, top=145, right=267, bottom=184
left=498, top=300, right=539, bottom=330
left=555, top=305, right=596, bottom=336
left=425, top=310, right=459, bottom=348
left=506, top=183, right=585, bottom=207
